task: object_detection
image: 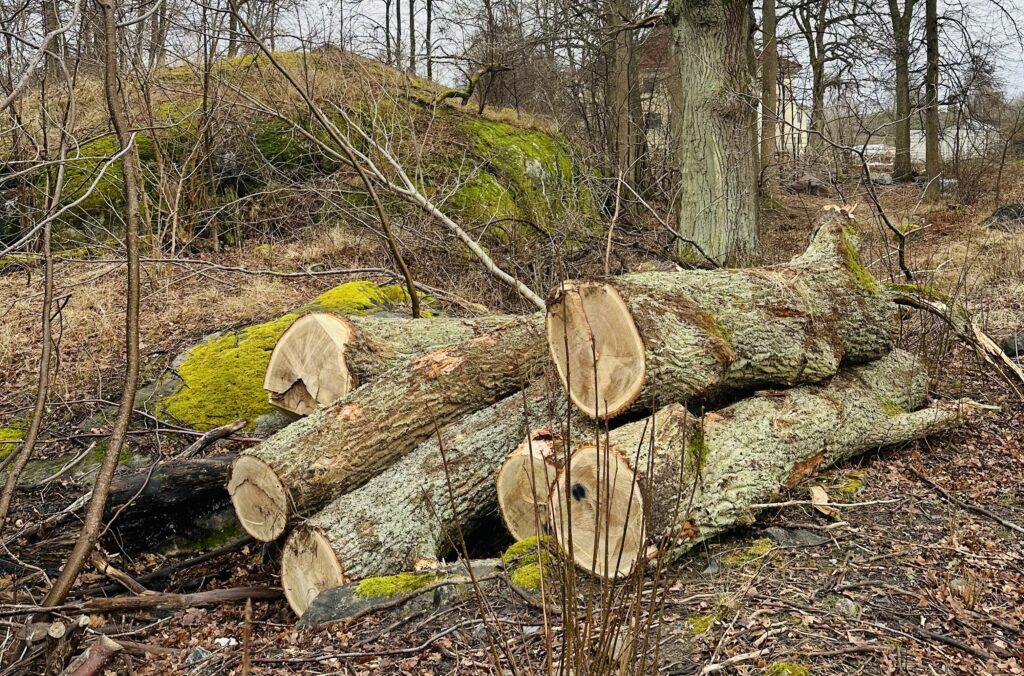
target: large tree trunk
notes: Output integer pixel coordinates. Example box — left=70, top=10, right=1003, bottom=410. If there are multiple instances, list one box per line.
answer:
left=924, top=0, right=941, bottom=202
left=546, top=209, right=894, bottom=420
left=889, top=0, right=916, bottom=182
left=279, top=384, right=569, bottom=616
left=759, top=0, right=779, bottom=184
left=668, top=0, right=759, bottom=265
left=604, top=0, right=643, bottom=191
left=228, top=314, right=547, bottom=542
left=264, top=313, right=511, bottom=416
left=548, top=349, right=972, bottom=578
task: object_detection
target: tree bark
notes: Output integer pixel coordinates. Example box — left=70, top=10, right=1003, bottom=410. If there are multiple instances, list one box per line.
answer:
left=924, top=0, right=941, bottom=201
left=546, top=209, right=895, bottom=420
left=228, top=314, right=547, bottom=542
left=888, top=0, right=916, bottom=182
left=549, top=350, right=972, bottom=578
left=279, top=384, right=569, bottom=616
left=668, top=0, right=759, bottom=264
left=759, top=0, right=779, bottom=183
left=264, top=313, right=512, bottom=416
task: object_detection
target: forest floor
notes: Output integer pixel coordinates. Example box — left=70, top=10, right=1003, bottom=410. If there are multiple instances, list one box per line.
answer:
left=1, top=168, right=1023, bottom=674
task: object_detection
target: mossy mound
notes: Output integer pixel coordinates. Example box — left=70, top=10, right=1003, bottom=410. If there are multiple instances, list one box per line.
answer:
left=686, top=614, right=716, bottom=636
left=151, top=280, right=409, bottom=430
left=502, top=537, right=552, bottom=592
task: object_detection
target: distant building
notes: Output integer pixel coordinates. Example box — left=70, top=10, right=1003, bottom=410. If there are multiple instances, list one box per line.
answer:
left=908, top=123, right=1001, bottom=161
left=635, top=26, right=810, bottom=159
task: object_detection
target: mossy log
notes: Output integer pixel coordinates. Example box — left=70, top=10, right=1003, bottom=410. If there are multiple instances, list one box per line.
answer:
left=229, top=314, right=548, bottom=543
left=549, top=350, right=973, bottom=578
left=265, top=312, right=511, bottom=415
left=546, top=208, right=895, bottom=420
left=279, top=384, right=569, bottom=616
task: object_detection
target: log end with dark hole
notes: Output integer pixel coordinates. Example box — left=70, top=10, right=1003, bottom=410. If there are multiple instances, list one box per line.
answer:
left=546, top=282, right=646, bottom=420
left=549, top=444, right=645, bottom=579
left=227, top=455, right=289, bottom=542
left=281, top=527, right=345, bottom=617
left=264, top=313, right=354, bottom=416
left=496, top=429, right=560, bottom=541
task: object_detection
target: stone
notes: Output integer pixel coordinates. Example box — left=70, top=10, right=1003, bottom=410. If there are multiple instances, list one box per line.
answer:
left=984, top=205, right=1024, bottom=232
left=1000, top=334, right=1023, bottom=359
left=871, top=172, right=894, bottom=186
left=788, top=174, right=831, bottom=197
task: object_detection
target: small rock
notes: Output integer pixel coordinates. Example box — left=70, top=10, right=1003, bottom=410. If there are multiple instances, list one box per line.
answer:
left=983, top=204, right=1024, bottom=232
left=764, top=527, right=828, bottom=548
left=788, top=174, right=831, bottom=197
left=1001, top=335, right=1023, bottom=358
left=835, top=597, right=862, bottom=619
left=871, top=172, right=894, bottom=186
left=185, top=647, right=212, bottom=666
left=214, top=637, right=238, bottom=647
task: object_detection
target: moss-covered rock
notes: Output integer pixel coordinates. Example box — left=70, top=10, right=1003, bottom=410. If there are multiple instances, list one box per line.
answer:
left=150, top=280, right=409, bottom=430
left=502, top=536, right=552, bottom=592
left=355, top=572, right=439, bottom=599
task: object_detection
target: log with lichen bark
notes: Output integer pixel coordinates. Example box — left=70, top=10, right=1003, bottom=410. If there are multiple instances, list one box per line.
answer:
left=546, top=208, right=895, bottom=420
left=264, top=312, right=511, bottom=416
left=228, top=314, right=548, bottom=543
left=548, top=349, right=975, bottom=579
left=278, top=384, right=574, bottom=616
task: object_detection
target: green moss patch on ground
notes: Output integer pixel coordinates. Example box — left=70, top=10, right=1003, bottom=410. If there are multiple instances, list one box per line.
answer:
left=156, top=281, right=408, bottom=430
left=764, top=662, right=810, bottom=676
left=721, top=538, right=775, bottom=567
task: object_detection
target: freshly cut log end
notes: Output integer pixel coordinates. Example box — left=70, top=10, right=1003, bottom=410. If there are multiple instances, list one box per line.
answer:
left=264, top=313, right=354, bottom=416
left=227, top=455, right=289, bottom=542
left=496, top=428, right=561, bottom=541
left=281, top=528, right=345, bottom=617
left=549, top=444, right=645, bottom=579
left=546, top=282, right=646, bottom=420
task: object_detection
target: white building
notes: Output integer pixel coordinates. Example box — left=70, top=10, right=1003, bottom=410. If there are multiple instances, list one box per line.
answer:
left=909, top=123, right=1001, bottom=161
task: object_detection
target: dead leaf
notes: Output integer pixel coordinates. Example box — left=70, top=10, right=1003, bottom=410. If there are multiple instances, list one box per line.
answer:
left=809, top=486, right=840, bottom=519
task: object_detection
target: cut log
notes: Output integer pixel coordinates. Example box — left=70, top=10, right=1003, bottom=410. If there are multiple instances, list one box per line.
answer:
left=264, top=313, right=512, bottom=416
left=549, top=349, right=973, bottom=578
left=546, top=208, right=896, bottom=419
left=496, top=428, right=562, bottom=541
left=229, top=314, right=548, bottom=543
left=279, top=384, right=568, bottom=616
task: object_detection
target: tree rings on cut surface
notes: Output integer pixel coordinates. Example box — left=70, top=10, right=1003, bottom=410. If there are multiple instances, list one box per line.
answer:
left=496, top=428, right=561, bottom=541
left=546, top=282, right=646, bottom=420
left=548, top=444, right=645, bottom=578
left=264, top=313, right=354, bottom=416
left=227, top=455, right=289, bottom=542
left=281, top=528, right=345, bottom=616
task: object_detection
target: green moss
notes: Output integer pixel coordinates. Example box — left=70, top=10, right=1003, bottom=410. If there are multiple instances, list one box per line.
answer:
left=837, top=478, right=863, bottom=495
left=760, top=194, right=784, bottom=211
left=686, top=429, right=709, bottom=473
left=764, top=662, right=810, bottom=676
left=686, top=614, right=716, bottom=635
left=721, top=538, right=774, bottom=567
left=355, top=572, right=438, bottom=598
left=880, top=399, right=906, bottom=417
left=509, top=562, right=543, bottom=590
left=839, top=229, right=881, bottom=295
left=502, top=537, right=552, bottom=591
left=171, top=517, right=246, bottom=554
left=450, top=173, right=521, bottom=226
left=0, top=422, right=25, bottom=459
left=157, top=281, right=405, bottom=429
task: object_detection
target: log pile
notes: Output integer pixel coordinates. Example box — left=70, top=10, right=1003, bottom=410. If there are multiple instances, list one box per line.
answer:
left=206, top=207, right=978, bottom=616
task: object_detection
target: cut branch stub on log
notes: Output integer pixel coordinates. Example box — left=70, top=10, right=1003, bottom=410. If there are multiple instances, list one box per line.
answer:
left=229, top=314, right=548, bottom=543
left=546, top=208, right=895, bottom=419
left=496, top=428, right=562, bottom=542
left=280, top=384, right=568, bottom=616
left=549, top=349, right=974, bottom=578
left=265, top=313, right=513, bottom=416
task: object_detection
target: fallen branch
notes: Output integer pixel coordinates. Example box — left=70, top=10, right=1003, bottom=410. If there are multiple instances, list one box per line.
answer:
left=3, top=586, right=281, bottom=616
left=433, top=64, right=511, bottom=106
left=909, top=466, right=1024, bottom=536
